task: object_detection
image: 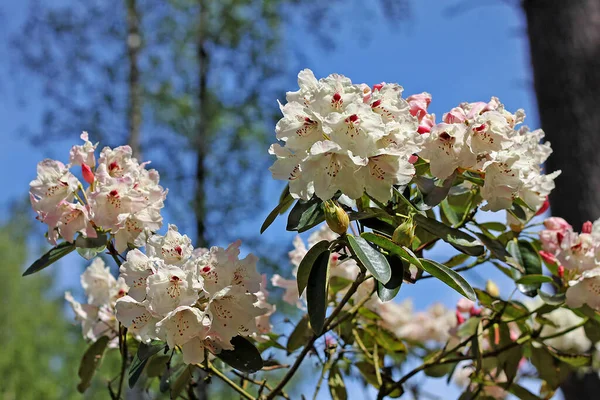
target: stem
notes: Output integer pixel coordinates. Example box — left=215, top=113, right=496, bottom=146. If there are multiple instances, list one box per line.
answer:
left=312, top=351, right=336, bottom=400
left=207, top=362, right=255, bottom=400
left=266, top=271, right=367, bottom=400
left=115, top=325, right=128, bottom=400
left=230, top=371, right=290, bottom=400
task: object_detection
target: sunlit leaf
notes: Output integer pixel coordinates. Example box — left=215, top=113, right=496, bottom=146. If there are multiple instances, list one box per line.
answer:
left=413, top=214, right=484, bottom=256
left=286, top=196, right=325, bottom=233
left=347, top=234, right=391, bottom=284
left=23, top=241, right=76, bottom=276
left=77, top=336, right=110, bottom=393
left=419, top=258, right=476, bottom=301
left=261, top=190, right=294, bottom=233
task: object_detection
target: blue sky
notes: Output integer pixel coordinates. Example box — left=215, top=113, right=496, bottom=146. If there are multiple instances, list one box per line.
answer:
left=0, top=1, right=547, bottom=398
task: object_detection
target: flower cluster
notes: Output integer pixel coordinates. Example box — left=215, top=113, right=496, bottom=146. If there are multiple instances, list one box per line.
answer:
left=539, top=217, right=600, bottom=310
left=269, top=69, right=424, bottom=202
left=65, top=258, right=128, bottom=347
left=115, top=225, right=271, bottom=364
left=29, top=132, right=167, bottom=252
left=421, top=98, right=560, bottom=212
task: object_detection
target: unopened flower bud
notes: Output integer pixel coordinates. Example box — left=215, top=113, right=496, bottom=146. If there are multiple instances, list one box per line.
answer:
left=539, top=250, right=557, bottom=265
left=582, top=221, right=593, bottom=234
left=455, top=309, right=465, bottom=325
left=323, top=200, right=349, bottom=235
left=81, top=163, right=95, bottom=184
left=557, top=265, right=565, bottom=279
left=392, top=218, right=415, bottom=247
left=486, top=280, right=500, bottom=298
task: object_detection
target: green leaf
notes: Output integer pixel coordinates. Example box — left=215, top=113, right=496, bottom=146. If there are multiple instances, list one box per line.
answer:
left=286, top=197, right=325, bottom=233
left=23, top=241, right=76, bottom=276
left=538, top=290, right=565, bottom=306
left=146, top=355, right=170, bottom=378
left=74, top=233, right=108, bottom=248
left=530, top=346, right=561, bottom=390
left=413, top=214, right=484, bottom=256
left=77, top=336, right=110, bottom=393
left=217, top=336, right=263, bottom=373
left=129, top=341, right=167, bottom=388
left=515, top=275, right=553, bottom=285
left=377, top=257, right=403, bottom=302
left=306, top=250, right=330, bottom=335
left=419, top=258, right=476, bottom=301
left=500, top=383, right=542, bottom=400
left=414, top=172, right=456, bottom=210
left=507, top=240, right=543, bottom=297
left=260, top=191, right=294, bottom=233
left=170, top=365, right=192, bottom=399
left=547, top=347, right=591, bottom=367
left=297, top=240, right=330, bottom=296
left=328, top=365, right=348, bottom=400
left=347, top=235, right=392, bottom=284
left=361, top=232, right=422, bottom=268
left=287, top=315, right=312, bottom=353
left=478, top=222, right=506, bottom=232
left=473, top=232, right=511, bottom=262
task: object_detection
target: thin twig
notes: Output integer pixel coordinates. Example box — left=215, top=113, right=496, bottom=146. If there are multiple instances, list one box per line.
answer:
left=207, top=362, right=255, bottom=400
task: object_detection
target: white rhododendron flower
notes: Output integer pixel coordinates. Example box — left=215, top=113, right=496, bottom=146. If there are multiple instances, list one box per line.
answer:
left=566, top=268, right=600, bottom=311
left=269, top=69, right=424, bottom=202
left=420, top=97, right=559, bottom=212
left=66, top=258, right=128, bottom=347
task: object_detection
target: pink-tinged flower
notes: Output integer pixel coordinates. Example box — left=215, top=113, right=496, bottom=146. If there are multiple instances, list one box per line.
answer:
left=406, top=92, right=432, bottom=122
left=69, top=132, right=97, bottom=168
left=455, top=309, right=466, bottom=325
left=443, top=107, right=466, bottom=124
left=535, top=197, right=550, bottom=216
left=456, top=298, right=475, bottom=314
left=539, top=250, right=557, bottom=265
left=540, top=217, right=573, bottom=253
left=30, top=159, right=80, bottom=215
left=252, top=275, right=276, bottom=342
left=543, top=217, right=573, bottom=232
left=582, top=221, right=593, bottom=234
left=417, top=114, right=435, bottom=134
left=566, top=268, right=600, bottom=310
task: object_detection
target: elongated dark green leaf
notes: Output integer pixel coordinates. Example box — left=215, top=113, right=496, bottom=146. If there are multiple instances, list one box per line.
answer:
left=287, top=315, right=311, bottom=353
left=77, top=336, right=110, bottom=393
left=413, top=214, right=484, bottom=256
left=500, top=383, right=542, bottom=400
left=307, top=251, right=330, bottom=335
left=361, top=232, right=422, bottom=268
left=473, top=232, right=511, bottom=262
left=478, top=222, right=506, bottom=232
left=217, top=336, right=263, bottom=373
left=23, top=241, right=76, bottom=276
left=515, top=275, right=553, bottom=285
left=297, top=240, right=330, bottom=296
left=347, top=234, right=392, bottom=284
left=129, top=341, right=167, bottom=388
left=170, top=365, right=192, bottom=399
left=260, top=192, right=294, bottom=233
left=377, top=257, right=403, bottom=302
left=415, top=172, right=456, bottom=210
left=419, top=258, right=476, bottom=301
left=286, top=197, right=325, bottom=233
left=507, top=240, right=543, bottom=297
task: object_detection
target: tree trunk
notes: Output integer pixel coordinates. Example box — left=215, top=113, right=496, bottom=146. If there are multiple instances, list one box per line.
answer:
left=194, top=0, right=209, bottom=250
left=523, top=0, right=600, bottom=229
left=126, top=0, right=143, bottom=158
left=523, top=1, right=600, bottom=398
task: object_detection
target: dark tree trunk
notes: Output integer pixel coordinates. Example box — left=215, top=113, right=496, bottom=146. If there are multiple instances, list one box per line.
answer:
left=126, top=0, right=143, bottom=159
left=195, top=0, right=209, bottom=250
left=523, top=0, right=600, bottom=229
left=523, top=1, right=600, bottom=398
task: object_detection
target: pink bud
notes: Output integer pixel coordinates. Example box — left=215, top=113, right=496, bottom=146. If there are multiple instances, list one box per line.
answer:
left=455, top=310, right=465, bottom=325
left=81, top=164, right=95, bottom=184
left=582, top=221, right=593, bottom=234
left=543, top=217, right=572, bottom=232
left=535, top=197, right=550, bottom=216
left=407, top=92, right=432, bottom=122
left=372, top=83, right=384, bottom=92
left=443, top=107, right=466, bottom=124
left=408, top=154, right=418, bottom=164
left=539, top=250, right=557, bottom=265
left=469, top=307, right=481, bottom=317
left=456, top=298, right=475, bottom=313
left=558, top=265, right=565, bottom=279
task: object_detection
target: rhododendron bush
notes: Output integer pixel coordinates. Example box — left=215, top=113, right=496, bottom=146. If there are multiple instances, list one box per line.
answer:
left=23, top=70, right=600, bottom=399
